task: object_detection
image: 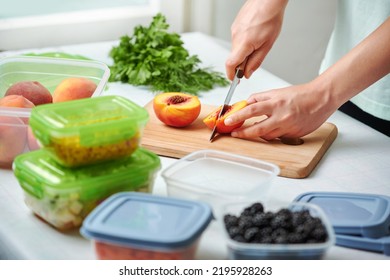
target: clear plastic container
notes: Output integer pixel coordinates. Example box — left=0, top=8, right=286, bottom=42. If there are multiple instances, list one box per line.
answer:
left=80, top=192, right=213, bottom=260
left=0, top=55, right=110, bottom=168
left=29, top=95, right=149, bottom=167
left=13, top=148, right=161, bottom=231
left=0, top=107, right=34, bottom=168
left=221, top=202, right=335, bottom=260
left=0, top=55, right=109, bottom=97
left=162, top=150, right=280, bottom=217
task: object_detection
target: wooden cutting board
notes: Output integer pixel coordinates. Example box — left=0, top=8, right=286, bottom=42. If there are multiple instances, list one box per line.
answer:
left=141, top=102, right=338, bottom=179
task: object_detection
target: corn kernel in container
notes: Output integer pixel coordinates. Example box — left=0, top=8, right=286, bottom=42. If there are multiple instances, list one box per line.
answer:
left=29, top=95, right=148, bottom=167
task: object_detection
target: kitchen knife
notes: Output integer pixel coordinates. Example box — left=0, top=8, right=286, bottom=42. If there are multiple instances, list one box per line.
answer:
left=209, top=59, right=248, bottom=142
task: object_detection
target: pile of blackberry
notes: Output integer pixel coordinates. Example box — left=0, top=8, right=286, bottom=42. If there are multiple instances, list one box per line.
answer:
left=223, top=202, right=328, bottom=244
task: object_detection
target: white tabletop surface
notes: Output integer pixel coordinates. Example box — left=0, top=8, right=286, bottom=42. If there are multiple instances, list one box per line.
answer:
left=0, top=32, right=389, bottom=260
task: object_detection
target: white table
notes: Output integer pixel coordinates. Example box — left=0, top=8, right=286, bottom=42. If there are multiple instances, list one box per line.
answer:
left=1, top=32, right=389, bottom=260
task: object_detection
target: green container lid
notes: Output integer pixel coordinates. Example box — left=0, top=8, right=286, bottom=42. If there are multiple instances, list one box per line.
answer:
left=29, top=95, right=149, bottom=147
left=13, top=147, right=161, bottom=201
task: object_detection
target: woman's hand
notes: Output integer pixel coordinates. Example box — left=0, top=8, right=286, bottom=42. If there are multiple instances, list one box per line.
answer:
left=226, top=0, right=288, bottom=80
left=224, top=82, right=337, bottom=140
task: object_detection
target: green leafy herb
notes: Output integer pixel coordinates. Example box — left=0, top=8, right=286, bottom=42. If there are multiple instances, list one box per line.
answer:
left=108, top=13, right=229, bottom=95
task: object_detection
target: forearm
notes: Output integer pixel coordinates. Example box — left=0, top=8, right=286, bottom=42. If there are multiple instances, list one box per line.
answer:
left=313, top=17, right=390, bottom=111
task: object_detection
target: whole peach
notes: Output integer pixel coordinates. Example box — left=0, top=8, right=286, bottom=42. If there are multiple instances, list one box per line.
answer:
left=27, top=126, right=40, bottom=151
left=0, top=95, right=35, bottom=124
left=0, top=116, right=27, bottom=169
left=0, top=95, right=35, bottom=108
left=5, top=81, right=52, bottom=105
left=53, top=77, right=97, bottom=102
left=153, top=92, right=201, bottom=128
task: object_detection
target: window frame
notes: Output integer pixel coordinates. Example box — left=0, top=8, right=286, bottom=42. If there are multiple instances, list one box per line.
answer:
left=0, top=0, right=189, bottom=50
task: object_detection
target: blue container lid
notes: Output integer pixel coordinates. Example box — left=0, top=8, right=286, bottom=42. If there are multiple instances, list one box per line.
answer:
left=335, top=234, right=390, bottom=256
left=80, top=192, right=213, bottom=250
left=294, top=192, right=390, bottom=238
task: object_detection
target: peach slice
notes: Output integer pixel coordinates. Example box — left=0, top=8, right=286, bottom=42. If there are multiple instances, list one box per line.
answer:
left=153, top=92, right=201, bottom=127
left=203, top=100, right=247, bottom=133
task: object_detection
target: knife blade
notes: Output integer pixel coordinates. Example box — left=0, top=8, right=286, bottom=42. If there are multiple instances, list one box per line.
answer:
left=209, top=59, right=247, bottom=142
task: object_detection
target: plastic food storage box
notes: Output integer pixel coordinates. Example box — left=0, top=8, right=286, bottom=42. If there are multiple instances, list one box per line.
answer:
left=0, top=55, right=109, bottom=168
left=294, top=192, right=390, bottom=256
left=29, top=95, right=149, bottom=167
left=162, top=150, right=280, bottom=217
left=220, top=202, right=335, bottom=260
left=80, top=192, right=213, bottom=260
left=13, top=147, right=161, bottom=231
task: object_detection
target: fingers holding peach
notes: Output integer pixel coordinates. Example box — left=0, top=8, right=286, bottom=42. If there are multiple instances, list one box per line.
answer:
left=153, top=92, right=201, bottom=127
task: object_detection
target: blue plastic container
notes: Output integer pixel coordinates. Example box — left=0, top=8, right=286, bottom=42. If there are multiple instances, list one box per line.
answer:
left=80, top=192, right=213, bottom=259
left=294, top=192, right=390, bottom=256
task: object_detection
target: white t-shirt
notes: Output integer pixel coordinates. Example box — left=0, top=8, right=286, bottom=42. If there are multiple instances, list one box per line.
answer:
left=319, top=0, right=390, bottom=121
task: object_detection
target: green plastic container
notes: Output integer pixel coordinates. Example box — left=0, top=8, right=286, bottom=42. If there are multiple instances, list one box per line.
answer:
left=13, top=147, right=161, bottom=231
left=0, top=55, right=108, bottom=97
left=0, top=55, right=110, bottom=169
left=29, top=95, right=149, bottom=167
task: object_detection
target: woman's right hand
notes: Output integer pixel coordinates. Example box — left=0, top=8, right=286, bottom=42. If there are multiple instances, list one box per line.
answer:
left=226, top=0, right=289, bottom=80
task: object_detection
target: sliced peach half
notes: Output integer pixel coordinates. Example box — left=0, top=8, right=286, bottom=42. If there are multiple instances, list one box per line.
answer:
left=203, top=100, right=247, bottom=133
left=153, top=92, right=201, bottom=127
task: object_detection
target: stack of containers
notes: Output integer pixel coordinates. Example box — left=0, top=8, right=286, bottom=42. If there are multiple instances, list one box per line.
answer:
left=13, top=95, right=161, bottom=231
left=0, top=55, right=110, bottom=168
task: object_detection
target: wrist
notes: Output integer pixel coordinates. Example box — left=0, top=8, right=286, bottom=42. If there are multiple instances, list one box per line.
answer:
left=308, top=76, right=341, bottom=115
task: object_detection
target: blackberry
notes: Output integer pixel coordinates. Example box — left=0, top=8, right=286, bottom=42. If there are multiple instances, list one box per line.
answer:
left=252, top=212, right=271, bottom=228
left=274, top=235, right=288, bottom=244
left=311, top=217, right=324, bottom=227
left=233, top=235, right=246, bottom=243
left=241, top=208, right=253, bottom=217
left=294, top=224, right=311, bottom=240
left=259, top=235, right=273, bottom=244
left=310, top=226, right=328, bottom=242
left=276, top=208, right=293, bottom=218
left=292, top=211, right=309, bottom=227
left=244, top=227, right=260, bottom=242
left=225, top=202, right=328, bottom=245
left=288, top=232, right=306, bottom=244
left=227, top=226, right=241, bottom=238
left=258, top=226, right=273, bottom=238
left=243, top=202, right=264, bottom=215
left=271, top=228, right=289, bottom=240
left=223, top=214, right=239, bottom=228
left=238, top=215, right=253, bottom=230
left=270, top=213, right=293, bottom=230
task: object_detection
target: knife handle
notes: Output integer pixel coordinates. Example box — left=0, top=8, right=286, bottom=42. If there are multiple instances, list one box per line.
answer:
left=236, top=58, right=248, bottom=79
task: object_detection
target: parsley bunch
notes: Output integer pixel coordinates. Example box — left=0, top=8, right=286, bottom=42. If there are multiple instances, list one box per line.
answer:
left=108, top=13, right=229, bottom=95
